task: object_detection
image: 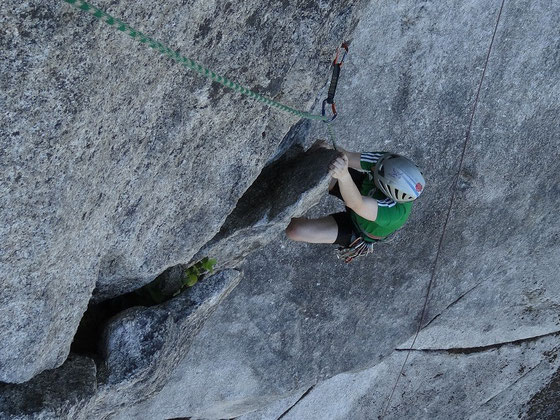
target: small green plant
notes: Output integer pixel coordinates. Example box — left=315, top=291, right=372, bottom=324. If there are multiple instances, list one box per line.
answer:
left=133, top=257, right=218, bottom=304
left=173, top=257, right=217, bottom=296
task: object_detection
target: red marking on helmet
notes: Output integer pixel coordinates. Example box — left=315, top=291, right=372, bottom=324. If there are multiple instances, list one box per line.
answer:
left=416, top=183, right=423, bottom=192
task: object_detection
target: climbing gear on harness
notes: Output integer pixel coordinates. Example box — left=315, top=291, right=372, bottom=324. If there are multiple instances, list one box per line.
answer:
left=61, top=0, right=329, bottom=122
left=336, top=237, right=374, bottom=263
left=322, top=43, right=349, bottom=123
left=374, top=153, right=425, bottom=203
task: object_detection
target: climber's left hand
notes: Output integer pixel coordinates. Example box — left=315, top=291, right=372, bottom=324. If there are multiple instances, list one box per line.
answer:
left=329, top=153, right=349, bottom=179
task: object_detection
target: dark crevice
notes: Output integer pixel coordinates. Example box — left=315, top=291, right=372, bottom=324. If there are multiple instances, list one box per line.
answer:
left=276, top=385, right=315, bottom=420
left=192, top=139, right=335, bottom=269
left=190, top=117, right=319, bottom=262
left=266, top=118, right=312, bottom=166
left=71, top=286, right=164, bottom=359
left=73, top=117, right=317, bottom=359
left=213, top=143, right=314, bottom=239
left=395, top=330, right=560, bottom=355
left=71, top=120, right=318, bottom=359
left=71, top=264, right=209, bottom=359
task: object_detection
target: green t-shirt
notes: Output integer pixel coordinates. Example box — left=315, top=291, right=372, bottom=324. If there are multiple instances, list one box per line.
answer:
left=350, top=152, right=413, bottom=240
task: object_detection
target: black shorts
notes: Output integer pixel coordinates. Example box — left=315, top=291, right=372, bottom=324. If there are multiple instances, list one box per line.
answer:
left=329, top=169, right=366, bottom=247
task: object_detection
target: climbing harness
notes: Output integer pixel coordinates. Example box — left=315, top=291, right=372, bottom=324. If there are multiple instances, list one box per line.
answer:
left=336, top=237, right=375, bottom=263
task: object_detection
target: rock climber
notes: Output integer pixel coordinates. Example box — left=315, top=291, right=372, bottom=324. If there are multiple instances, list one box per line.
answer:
left=285, top=142, right=425, bottom=262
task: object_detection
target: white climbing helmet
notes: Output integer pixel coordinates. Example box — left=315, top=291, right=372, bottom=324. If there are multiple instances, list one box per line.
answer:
left=373, top=153, right=425, bottom=203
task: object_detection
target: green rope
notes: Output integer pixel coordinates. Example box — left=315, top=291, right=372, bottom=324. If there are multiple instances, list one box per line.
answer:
left=326, top=122, right=338, bottom=150
left=61, top=0, right=328, bottom=122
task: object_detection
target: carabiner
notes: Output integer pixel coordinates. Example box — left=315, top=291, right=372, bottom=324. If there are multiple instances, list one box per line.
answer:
left=333, top=42, right=349, bottom=67
left=322, top=99, right=338, bottom=123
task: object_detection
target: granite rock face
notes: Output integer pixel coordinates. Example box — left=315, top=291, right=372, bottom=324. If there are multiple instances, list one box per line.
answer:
left=90, top=269, right=242, bottom=417
left=0, top=0, right=362, bottom=382
left=270, top=334, right=560, bottom=420
left=2, top=0, right=559, bottom=418
left=194, top=146, right=337, bottom=269
left=0, top=269, right=240, bottom=419
left=0, top=355, right=97, bottom=420
left=117, top=0, right=560, bottom=419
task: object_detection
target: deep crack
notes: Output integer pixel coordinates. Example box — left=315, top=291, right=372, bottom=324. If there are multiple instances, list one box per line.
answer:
left=71, top=264, right=206, bottom=358
left=395, top=330, right=560, bottom=355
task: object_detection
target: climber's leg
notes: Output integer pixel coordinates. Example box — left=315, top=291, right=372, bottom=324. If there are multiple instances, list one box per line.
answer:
left=285, top=216, right=338, bottom=244
left=285, top=212, right=354, bottom=246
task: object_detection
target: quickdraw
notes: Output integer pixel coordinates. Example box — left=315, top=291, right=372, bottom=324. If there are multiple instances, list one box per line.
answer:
left=322, top=42, right=349, bottom=123
left=336, top=237, right=374, bottom=263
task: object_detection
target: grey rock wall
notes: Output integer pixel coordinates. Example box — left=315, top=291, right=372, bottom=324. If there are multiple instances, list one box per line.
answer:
left=2, top=0, right=559, bottom=418
left=272, top=334, right=560, bottom=420
left=0, top=355, right=97, bottom=420
left=0, top=0, right=362, bottom=383
left=116, top=0, right=560, bottom=419
left=195, top=146, right=337, bottom=269
left=0, top=269, right=240, bottom=419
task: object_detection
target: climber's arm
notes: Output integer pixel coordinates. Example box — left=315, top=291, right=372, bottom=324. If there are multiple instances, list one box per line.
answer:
left=329, top=154, right=379, bottom=221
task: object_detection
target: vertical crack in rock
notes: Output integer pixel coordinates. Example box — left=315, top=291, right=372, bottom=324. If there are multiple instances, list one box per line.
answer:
left=95, top=270, right=242, bottom=410
left=70, top=116, right=334, bottom=406
left=395, top=330, right=560, bottom=354
left=192, top=145, right=337, bottom=269
left=72, top=267, right=241, bottom=359
left=276, top=385, right=316, bottom=420
left=1, top=0, right=365, bottom=383
left=139, top=126, right=334, bottom=284
left=71, top=287, right=157, bottom=359
left=71, top=264, right=203, bottom=359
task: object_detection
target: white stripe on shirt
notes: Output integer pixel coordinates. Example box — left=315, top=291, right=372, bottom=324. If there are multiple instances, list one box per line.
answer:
left=377, top=198, right=397, bottom=208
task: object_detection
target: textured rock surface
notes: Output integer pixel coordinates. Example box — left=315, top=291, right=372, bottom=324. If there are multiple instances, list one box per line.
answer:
left=0, top=0, right=362, bottom=382
left=0, top=355, right=97, bottom=419
left=90, top=269, right=242, bottom=417
left=117, top=0, right=560, bottom=418
left=274, top=335, right=560, bottom=420
left=194, top=146, right=337, bottom=268
left=2, top=0, right=559, bottom=418
left=0, top=269, right=240, bottom=419
left=236, top=387, right=310, bottom=420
